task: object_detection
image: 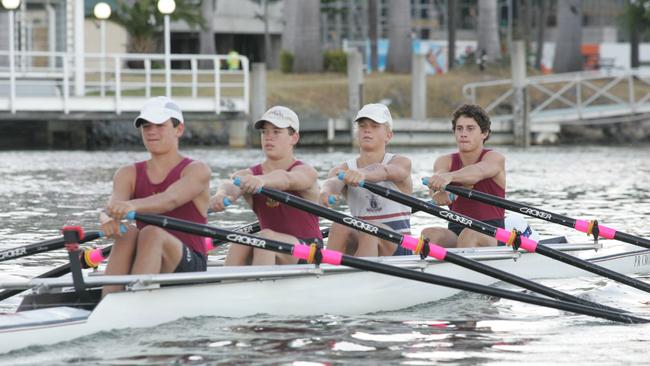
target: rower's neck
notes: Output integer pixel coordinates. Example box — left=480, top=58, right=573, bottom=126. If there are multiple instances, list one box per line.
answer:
left=148, top=152, right=184, bottom=175
left=458, top=147, right=484, bottom=167
left=357, top=149, right=386, bottom=168
left=263, top=155, right=297, bottom=171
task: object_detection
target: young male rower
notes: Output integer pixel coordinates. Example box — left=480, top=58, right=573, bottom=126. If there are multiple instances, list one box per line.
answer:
left=320, top=103, right=413, bottom=257
left=100, top=96, right=211, bottom=296
left=421, top=104, right=505, bottom=248
left=211, top=106, right=322, bottom=266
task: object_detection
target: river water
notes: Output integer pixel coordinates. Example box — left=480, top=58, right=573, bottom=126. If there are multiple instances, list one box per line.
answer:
left=0, top=145, right=649, bottom=365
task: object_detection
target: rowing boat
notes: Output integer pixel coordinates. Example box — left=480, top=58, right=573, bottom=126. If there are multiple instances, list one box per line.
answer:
left=1, top=238, right=649, bottom=354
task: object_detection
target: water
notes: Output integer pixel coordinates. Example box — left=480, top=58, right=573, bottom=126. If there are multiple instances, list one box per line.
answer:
left=1, top=145, right=649, bottom=365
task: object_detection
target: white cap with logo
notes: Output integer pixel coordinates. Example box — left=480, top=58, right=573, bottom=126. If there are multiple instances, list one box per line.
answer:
left=134, top=96, right=184, bottom=128
left=354, top=103, right=393, bottom=129
left=254, top=106, right=300, bottom=132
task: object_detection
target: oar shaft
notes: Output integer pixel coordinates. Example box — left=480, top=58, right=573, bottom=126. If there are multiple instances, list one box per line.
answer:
left=132, top=212, right=648, bottom=324
left=535, top=244, right=650, bottom=293
left=444, top=185, right=650, bottom=249
left=0, top=231, right=103, bottom=263
left=257, top=185, right=628, bottom=313
left=363, top=180, right=650, bottom=295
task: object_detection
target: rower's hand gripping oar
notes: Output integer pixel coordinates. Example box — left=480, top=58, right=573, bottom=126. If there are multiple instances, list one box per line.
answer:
left=236, top=177, right=629, bottom=314
left=127, top=211, right=648, bottom=324
left=429, top=179, right=650, bottom=249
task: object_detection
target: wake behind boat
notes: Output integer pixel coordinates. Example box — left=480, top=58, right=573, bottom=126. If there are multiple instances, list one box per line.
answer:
left=1, top=238, right=649, bottom=354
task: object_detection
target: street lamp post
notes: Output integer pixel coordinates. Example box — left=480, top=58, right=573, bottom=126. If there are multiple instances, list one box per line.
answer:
left=158, top=0, right=175, bottom=97
left=2, top=0, right=21, bottom=114
left=93, top=2, right=111, bottom=97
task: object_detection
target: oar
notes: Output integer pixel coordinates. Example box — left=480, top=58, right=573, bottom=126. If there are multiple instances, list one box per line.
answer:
left=128, top=211, right=648, bottom=324
left=0, top=220, right=261, bottom=303
left=355, top=176, right=650, bottom=294
left=234, top=178, right=628, bottom=313
left=436, top=183, right=650, bottom=249
left=0, top=231, right=104, bottom=263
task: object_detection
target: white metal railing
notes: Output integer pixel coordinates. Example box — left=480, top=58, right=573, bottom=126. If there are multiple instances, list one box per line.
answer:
left=462, top=69, right=650, bottom=122
left=0, top=50, right=249, bottom=115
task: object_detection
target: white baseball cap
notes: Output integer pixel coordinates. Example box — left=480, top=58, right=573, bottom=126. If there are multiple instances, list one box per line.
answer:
left=505, top=213, right=540, bottom=242
left=254, top=106, right=300, bottom=132
left=354, top=103, right=393, bottom=129
left=134, top=96, right=184, bottom=128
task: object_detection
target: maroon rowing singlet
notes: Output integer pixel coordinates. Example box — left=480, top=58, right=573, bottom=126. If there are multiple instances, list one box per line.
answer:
left=250, top=161, right=322, bottom=240
left=449, top=149, right=505, bottom=221
left=133, top=157, right=208, bottom=254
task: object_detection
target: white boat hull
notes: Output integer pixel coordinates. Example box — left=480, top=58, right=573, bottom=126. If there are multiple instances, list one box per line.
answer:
left=1, top=243, right=650, bottom=353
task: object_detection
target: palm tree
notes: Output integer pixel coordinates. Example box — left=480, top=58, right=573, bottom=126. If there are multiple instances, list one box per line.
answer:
left=534, top=0, right=548, bottom=70
left=386, top=0, right=412, bottom=73
left=199, top=0, right=217, bottom=69
left=552, top=0, right=582, bottom=73
left=284, top=0, right=322, bottom=72
left=112, top=0, right=204, bottom=54
left=447, top=0, right=456, bottom=70
left=477, top=0, right=501, bottom=63
left=622, top=0, right=650, bottom=69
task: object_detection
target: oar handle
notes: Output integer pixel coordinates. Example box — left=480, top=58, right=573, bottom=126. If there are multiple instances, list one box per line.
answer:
left=337, top=171, right=366, bottom=187
left=233, top=176, right=262, bottom=193
left=421, top=177, right=456, bottom=202
left=328, top=195, right=337, bottom=205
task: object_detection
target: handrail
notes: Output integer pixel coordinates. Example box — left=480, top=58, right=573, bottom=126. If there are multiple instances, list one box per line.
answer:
left=462, top=69, right=650, bottom=122
left=0, top=50, right=249, bottom=115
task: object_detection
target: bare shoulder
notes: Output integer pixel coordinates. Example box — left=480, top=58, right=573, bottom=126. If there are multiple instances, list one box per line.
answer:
left=434, top=154, right=453, bottom=171
left=388, top=154, right=412, bottom=165
left=113, top=164, right=136, bottom=182
left=484, top=150, right=505, bottom=164
left=183, top=160, right=212, bottom=178
left=293, top=162, right=318, bottom=177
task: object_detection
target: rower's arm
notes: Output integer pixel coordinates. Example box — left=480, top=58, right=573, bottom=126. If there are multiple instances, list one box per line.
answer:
left=321, top=163, right=347, bottom=195
left=258, top=164, right=318, bottom=192
left=127, top=161, right=211, bottom=213
left=361, top=155, right=412, bottom=184
left=443, top=151, right=504, bottom=185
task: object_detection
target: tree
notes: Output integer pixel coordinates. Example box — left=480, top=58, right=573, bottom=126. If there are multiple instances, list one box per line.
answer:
left=534, top=0, right=548, bottom=70
left=386, top=0, right=412, bottom=73
left=199, top=0, right=217, bottom=69
left=112, top=0, right=204, bottom=54
left=552, top=0, right=582, bottom=73
left=622, top=0, right=650, bottom=69
left=447, top=0, right=456, bottom=70
left=368, top=0, right=379, bottom=72
left=477, top=0, right=501, bottom=63
left=283, top=0, right=322, bottom=72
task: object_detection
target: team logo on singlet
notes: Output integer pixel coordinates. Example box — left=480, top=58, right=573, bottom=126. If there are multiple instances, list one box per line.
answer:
left=266, top=197, right=280, bottom=207
left=366, top=194, right=382, bottom=212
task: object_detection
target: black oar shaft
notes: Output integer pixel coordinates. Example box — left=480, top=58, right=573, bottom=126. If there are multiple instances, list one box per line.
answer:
left=259, top=186, right=627, bottom=314
left=445, top=185, right=650, bottom=249
left=535, top=245, right=650, bottom=292
left=0, top=231, right=102, bottom=263
left=133, top=212, right=648, bottom=324
left=361, top=180, right=650, bottom=295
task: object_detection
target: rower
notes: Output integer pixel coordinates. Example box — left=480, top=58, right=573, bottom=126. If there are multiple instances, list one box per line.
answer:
left=210, top=106, right=323, bottom=266
left=422, top=104, right=506, bottom=248
left=320, top=103, right=413, bottom=257
left=100, top=96, right=212, bottom=297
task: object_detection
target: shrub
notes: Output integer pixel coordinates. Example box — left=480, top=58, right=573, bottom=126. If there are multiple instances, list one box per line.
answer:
left=280, top=50, right=294, bottom=73
left=323, top=49, right=347, bottom=73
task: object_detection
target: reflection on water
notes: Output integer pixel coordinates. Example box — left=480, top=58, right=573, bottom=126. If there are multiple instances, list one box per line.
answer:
left=0, top=145, right=650, bottom=364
